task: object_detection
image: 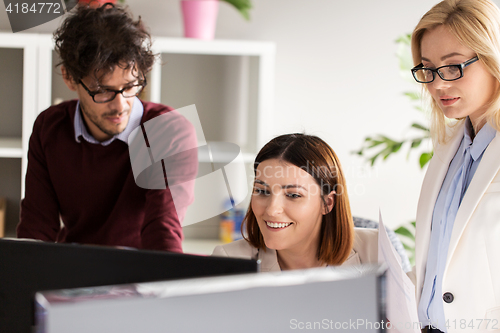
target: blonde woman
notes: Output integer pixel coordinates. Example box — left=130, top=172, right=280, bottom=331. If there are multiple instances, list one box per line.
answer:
left=410, top=0, right=500, bottom=332
left=213, top=133, right=378, bottom=271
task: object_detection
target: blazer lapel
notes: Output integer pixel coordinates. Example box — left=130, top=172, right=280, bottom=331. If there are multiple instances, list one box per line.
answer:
left=444, top=130, right=500, bottom=277
left=258, top=248, right=281, bottom=272
left=342, top=249, right=361, bottom=266
left=415, top=123, right=464, bottom=296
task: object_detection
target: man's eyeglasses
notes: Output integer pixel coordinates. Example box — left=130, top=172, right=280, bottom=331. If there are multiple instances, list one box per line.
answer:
left=79, top=78, right=147, bottom=103
left=411, top=56, right=479, bottom=83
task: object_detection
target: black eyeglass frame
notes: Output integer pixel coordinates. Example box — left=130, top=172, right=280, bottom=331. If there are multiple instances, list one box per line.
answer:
left=411, top=56, right=479, bottom=83
left=78, top=77, right=147, bottom=103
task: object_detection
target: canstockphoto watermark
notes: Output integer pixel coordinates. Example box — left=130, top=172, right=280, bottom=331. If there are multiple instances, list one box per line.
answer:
left=289, top=318, right=424, bottom=330
left=129, top=104, right=248, bottom=227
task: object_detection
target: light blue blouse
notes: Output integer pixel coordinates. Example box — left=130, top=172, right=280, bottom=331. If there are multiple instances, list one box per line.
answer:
left=418, top=118, right=496, bottom=332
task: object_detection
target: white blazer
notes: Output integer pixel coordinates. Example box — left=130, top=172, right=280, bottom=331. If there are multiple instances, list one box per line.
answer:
left=414, top=122, right=500, bottom=332
left=212, top=228, right=378, bottom=272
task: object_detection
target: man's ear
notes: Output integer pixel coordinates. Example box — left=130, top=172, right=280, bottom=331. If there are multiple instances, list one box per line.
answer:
left=61, top=66, right=78, bottom=91
left=323, top=190, right=335, bottom=215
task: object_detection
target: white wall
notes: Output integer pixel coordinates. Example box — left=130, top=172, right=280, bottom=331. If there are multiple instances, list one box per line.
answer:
left=2, top=0, right=488, bottom=229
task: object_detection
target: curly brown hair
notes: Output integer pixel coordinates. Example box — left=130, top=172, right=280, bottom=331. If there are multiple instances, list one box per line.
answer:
left=54, top=3, right=155, bottom=83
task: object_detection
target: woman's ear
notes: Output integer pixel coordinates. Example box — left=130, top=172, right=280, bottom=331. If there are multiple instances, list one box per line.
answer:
left=61, top=66, right=78, bottom=91
left=323, top=190, right=336, bottom=215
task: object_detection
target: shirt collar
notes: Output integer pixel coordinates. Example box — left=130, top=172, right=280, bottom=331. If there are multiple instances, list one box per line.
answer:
left=73, top=97, right=144, bottom=146
left=464, top=117, right=497, bottom=161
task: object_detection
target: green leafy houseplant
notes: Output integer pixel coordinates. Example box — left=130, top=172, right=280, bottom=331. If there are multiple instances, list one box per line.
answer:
left=394, top=221, right=416, bottom=265
left=64, top=0, right=125, bottom=11
left=221, top=0, right=252, bottom=20
left=353, top=34, right=433, bottom=169
left=353, top=34, right=435, bottom=265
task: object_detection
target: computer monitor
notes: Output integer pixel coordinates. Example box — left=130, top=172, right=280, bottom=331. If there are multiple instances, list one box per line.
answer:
left=0, top=239, right=258, bottom=333
left=36, top=265, right=386, bottom=333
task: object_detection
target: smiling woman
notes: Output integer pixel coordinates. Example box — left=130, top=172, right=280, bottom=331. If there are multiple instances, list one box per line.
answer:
left=212, top=133, right=378, bottom=272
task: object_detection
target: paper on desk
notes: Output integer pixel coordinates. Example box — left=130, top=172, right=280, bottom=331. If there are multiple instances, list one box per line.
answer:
left=378, top=210, right=420, bottom=333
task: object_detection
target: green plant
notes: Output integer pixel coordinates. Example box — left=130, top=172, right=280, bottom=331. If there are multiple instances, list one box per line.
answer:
left=64, top=0, right=125, bottom=11
left=353, top=33, right=433, bottom=169
left=394, top=221, right=416, bottom=266
left=221, top=0, right=252, bottom=20
left=353, top=34, right=433, bottom=265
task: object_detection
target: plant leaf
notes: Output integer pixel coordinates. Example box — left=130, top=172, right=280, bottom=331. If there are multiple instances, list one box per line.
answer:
left=379, top=135, right=396, bottom=143
left=394, top=226, right=415, bottom=240
left=419, top=152, right=433, bottom=168
left=352, top=149, right=364, bottom=156
left=411, top=123, right=430, bottom=132
left=403, top=243, right=414, bottom=251
left=392, top=142, right=403, bottom=153
left=381, top=148, right=393, bottom=160
left=395, top=33, right=412, bottom=45
left=411, top=139, right=422, bottom=148
left=369, top=154, right=379, bottom=166
left=404, top=92, right=420, bottom=100
left=367, top=140, right=384, bottom=148
left=221, top=0, right=252, bottom=20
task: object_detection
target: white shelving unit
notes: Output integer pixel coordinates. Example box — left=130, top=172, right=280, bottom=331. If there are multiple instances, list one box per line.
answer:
left=150, top=37, right=275, bottom=154
left=0, top=33, right=38, bottom=191
left=0, top=32, right=275, bottom=242
left=0, top=138, right=22, bottom=158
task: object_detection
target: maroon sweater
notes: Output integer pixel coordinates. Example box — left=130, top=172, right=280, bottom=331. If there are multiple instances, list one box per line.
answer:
left=18, top=100, right=195, bottom=252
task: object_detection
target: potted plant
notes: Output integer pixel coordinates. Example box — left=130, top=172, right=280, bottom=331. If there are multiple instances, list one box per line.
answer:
left=353, top=33, right=430, bottom=265
left=221, top=0, right=252, bottom=20
left=64, top=0, right=125, bottom=11
left=181, top=0, right=252, bottom=40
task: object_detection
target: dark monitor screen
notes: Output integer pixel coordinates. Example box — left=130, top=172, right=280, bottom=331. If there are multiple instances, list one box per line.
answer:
left=0, top=239, right=258, bottom=333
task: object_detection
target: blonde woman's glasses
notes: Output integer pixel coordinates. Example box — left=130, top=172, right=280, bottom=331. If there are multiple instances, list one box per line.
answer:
left=411, top=56, right=479, bottom=83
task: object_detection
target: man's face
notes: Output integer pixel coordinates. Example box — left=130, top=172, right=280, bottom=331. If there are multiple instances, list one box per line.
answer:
left=66, top=65, right=140, bottom=142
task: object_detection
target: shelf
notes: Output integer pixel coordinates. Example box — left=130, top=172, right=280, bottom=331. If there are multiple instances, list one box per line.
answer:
left=0, top=32, right=39, bottom=47
left=182, top=238, right=223, bottom=256
left=0, top=138, right=22, bottom=158
left=151, top=37, right=275, bottom=56
left=149, top=37, right=275, bottom=151
left=0, top=32, right=274, bottom=244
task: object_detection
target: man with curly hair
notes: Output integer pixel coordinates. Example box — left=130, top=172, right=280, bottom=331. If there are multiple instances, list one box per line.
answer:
left=16, top=4, right=197, bottom=252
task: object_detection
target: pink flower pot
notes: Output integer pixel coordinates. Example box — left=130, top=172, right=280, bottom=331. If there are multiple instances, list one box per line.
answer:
left=181, top=0, right=219, bottom=40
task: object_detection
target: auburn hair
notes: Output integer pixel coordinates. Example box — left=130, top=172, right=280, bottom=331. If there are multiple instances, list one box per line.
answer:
left=243, top=133, right=354, bottom=266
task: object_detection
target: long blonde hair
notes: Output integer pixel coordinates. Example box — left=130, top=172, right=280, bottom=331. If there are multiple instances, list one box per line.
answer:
left=411, top=0, right=500, bottom=143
